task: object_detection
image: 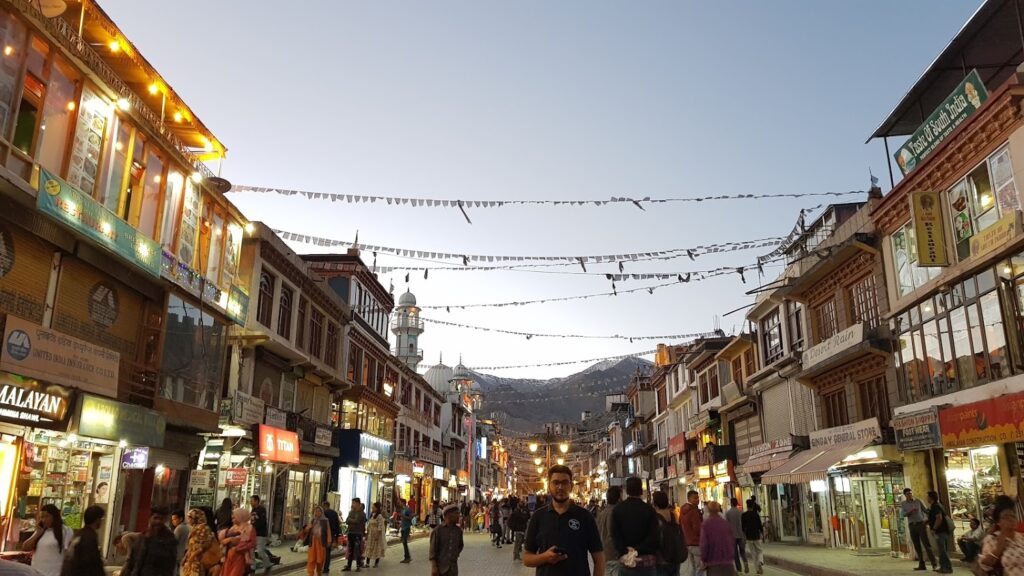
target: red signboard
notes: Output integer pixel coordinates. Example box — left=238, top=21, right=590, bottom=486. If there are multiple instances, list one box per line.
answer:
left=259, top=424, right=300, bottom=464
left=668, top=433, right=686, bottom=457
left=939, top=392, right=1024, bottom=448
left=225, top=468, right=248, bottom=486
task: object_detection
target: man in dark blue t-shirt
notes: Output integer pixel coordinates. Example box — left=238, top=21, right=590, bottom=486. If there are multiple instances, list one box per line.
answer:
left=523, top=465, right=605, bottom=576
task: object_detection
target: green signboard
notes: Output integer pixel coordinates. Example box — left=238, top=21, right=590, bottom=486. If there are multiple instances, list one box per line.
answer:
left=894, top=70, right=988, bottom=176
left=36, top=169, right=161, bottom=277
left=75, top=394, right=166, bottom=447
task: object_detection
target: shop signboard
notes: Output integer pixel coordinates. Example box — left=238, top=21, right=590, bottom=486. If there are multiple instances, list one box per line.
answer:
left=315, top=427, right=332, bottom=447
left=802, top=323, right=866, bottom=368
left=667, top=432, right=686, bottom=457
left=970, top=212, right=1019, bottom=260
left=0, top=371, right=72, bottom=428
left=231, top=390, right=265, bottom=427
left=189, top=470, right=213, bottom=490
left=458, top=470, right=469, bottom=484
left=412, top=461, right=426, bottom=476
left=893, top=407, right=942, bottom=451
left=809, top=418, right=881, bottom=449
left=36, top=170, right=161, bottom=277
left=748, top=436, right=794, bottom=459
left=938, top=391, right=1024, bottom=448
left=258, top=424, right=300, bottom=464
left=77, top=394, right=166, bottom=447
left=224, top=468, right=248, bottom=486
left=910, top=192, right=949, bottom=267
left=894, top=69, right=988, bottom=176
left=1, top=315, right=119, bottom=398
left=265, top=406, right=287, bottom=429
left=120, top=447, right=149, bottom=469
left=433, top=465, right=446, bottom=481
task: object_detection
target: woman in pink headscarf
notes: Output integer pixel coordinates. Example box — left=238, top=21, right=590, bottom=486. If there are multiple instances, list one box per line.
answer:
left=219, top=508, right=256, bottom=576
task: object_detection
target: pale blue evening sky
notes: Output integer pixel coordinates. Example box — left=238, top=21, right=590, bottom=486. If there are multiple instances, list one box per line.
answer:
left=102, top=0, right=981, bottom=378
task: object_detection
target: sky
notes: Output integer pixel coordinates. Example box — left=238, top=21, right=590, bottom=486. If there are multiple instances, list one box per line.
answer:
left=101, top=0, right=982, bottom=378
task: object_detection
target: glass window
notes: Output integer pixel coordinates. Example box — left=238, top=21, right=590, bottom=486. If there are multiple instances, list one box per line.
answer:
left=0, top=13, right=28, bottom=140
left=206, top=211, right=224, bottom=285
left=296, top=296, right=307, bottom=350
left=161, top=295, right=226, bottom=411
left=979, top=291, right=1008, bottom=380
left=159, top=171, right=184, bottom=251
left=892, top=223, right=941, bottom=298
left=857, top=376, right=889, bottom=423
left=708, top=366, right=719, bottom=400
left=35, top=56, right=78, bottom=176
left=760, top=310, right=783, bottom=364
left=277, top=286, right=292, bottom=340
left=325, top=322, right=339, bottom=368
left=256, top=270, right=274, bottom=328
left=137, top=149, right=164, bottom=238
left=950, top=306, right=978, bottom=391
left=814, top=298, right=839, bottom=341
left=849, top=275, right=879, bottom=329
left=309, top=308, right=323, bottom=359
left=966, top=303, right=990, bottom=383
left=788, top=302, right=805, bottom=351
left=97, top=116, right=130, bottom=216
left=991, top=146, right=1019, bottom=214
left=822, top=388, right=848, bottom=427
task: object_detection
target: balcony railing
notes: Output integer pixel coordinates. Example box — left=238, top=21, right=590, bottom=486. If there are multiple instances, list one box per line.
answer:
left=391, top=315, right=424, bottom=331
left=393, top=347, right=424, bottom=359
left=414, top=445, right=445, bottom=466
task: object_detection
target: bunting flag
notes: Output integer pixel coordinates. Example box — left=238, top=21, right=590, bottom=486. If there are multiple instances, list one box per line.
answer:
left=232, top=185, right=867, bottom=210
left=273, top=228, right=784, bottom=265
left=467, top=349, right=659, bottom=370
left=419, top=315, right=723, bottom=341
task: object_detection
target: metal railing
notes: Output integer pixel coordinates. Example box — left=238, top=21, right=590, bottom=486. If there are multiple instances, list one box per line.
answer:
left=390, top=315, right=424, bottom=331
left=392, top=347, right=424, bottom=359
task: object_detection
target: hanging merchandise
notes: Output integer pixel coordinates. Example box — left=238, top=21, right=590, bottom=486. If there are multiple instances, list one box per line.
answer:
left=232, top=185, right=866, bottom=210
left=274, top=229, right=784, bottom=265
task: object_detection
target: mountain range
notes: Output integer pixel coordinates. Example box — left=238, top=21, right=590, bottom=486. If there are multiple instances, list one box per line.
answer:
left=473, top=356, right=654, bottom=432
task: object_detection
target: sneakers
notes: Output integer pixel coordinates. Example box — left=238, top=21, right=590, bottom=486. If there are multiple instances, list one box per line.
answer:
left=400, top=558, right=412, bottom=564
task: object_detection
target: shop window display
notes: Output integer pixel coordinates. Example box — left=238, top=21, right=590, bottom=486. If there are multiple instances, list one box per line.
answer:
left=945, top=447, right=1003, bottom=533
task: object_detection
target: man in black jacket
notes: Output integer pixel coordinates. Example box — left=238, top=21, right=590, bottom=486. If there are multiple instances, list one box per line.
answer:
left=611, top=477, right=660, bottom=574
left=125, top=507, right=177, bottom=576
left=508, top=503, right=530, bottom=561
left=61, top=505, right=106, bottom=576
left=741, top=499, right=764, bottom=575
left=322, top=501, right=341, bottom=573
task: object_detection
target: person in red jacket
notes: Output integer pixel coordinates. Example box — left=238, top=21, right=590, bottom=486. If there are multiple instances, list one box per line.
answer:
left=680, top=490, right=704, bottom=576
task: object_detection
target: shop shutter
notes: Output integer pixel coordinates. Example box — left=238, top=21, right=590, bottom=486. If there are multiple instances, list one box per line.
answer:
left=732, top=415, right=762, bottom=464
left=761, top=383, right=793, bottom=443
left=147, top=448, right=191, bottom=471
left=789, top=380, right=818, bottom=435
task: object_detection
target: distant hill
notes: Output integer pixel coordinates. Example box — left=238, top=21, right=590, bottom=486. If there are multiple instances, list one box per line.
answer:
left=474, top=357, right=653, bottom=432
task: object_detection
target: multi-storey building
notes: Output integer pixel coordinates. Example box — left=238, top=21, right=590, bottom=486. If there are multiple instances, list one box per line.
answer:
left=623, top=370, right=656, bottom=488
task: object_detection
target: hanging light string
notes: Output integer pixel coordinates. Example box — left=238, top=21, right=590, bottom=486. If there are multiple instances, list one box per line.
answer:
left=420, top=315, right=723, bottom=341
left=468, top=349, right=660, bottom=371
left=275, top=229, right=783, bottom=266
left=233, top=185, right=867, bottom=210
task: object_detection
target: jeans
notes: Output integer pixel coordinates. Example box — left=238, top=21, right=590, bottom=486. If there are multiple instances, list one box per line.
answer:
left=401, top=528, right=411, bottom=560
left=512, top=531, right=525, bottom=560
left=959, top=539, right=981, bottom=562
left=685, top=546, right=704, bottom=576
left=656, top=565, right=680, bottom=576
left=347, top=533, right=364, bottom=567
left=909, top=522, right=935, bottom=568
left=255, top=536, right=271, bottom=573
left=733, top=538, right=746, bottom=572
left=745, top=540, right=763, bottom=574
left=935, top=532, right=952, bottom=572
left=606, top=560, right=621, bottom=576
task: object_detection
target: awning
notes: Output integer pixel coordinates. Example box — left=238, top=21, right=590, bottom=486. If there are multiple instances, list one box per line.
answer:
left=735, top=449, right=798, bottom=475
left=761, top=441, right=877, bottom=485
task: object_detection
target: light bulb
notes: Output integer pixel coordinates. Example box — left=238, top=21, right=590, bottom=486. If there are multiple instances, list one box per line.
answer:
left=190, top=172, right=202, bottom=183
left=116, top=98, right=130, bottom=111
left=2, top=46, right=12, bottom=56
left=108, top=40, right=120, bottom=52
left=173, top=111, right=183, bottom=123
left=148, top=83, right=159, bottom=95
left=65, top=101, right=75, bottom=112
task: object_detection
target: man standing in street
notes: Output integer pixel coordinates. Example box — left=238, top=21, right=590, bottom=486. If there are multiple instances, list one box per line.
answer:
left=509, top=501, right=530, bottom=562
left=251, top=495, right=275, bottom=574
left=524, top=465, right=605, bottom=576
left=596, top=486, right=621, bottom=576
left=900, top=488, right=936, bottom=571
left=430, top=504, right=464, bottom=576
left=171, top=510, right=190, bottom=576
left=681, top=490, right=703, bottom=576
left=610, top=477, right=660, bottom=576
left=343, top=498, right=367, bottom=572
left=926, top=491, right=953, bottom=574
left=399, top=498, right=414, bottom=563
left=126, top=507, right=178, bottom=576
left=723, top=499, right=747, bottom=574
left=61, top=505, right=106, bottom=576
left=740, top=500, right=763, bottom=576
left=699, top=502, right=736, bottom=576
left=323, top=501, right=341, bottom=573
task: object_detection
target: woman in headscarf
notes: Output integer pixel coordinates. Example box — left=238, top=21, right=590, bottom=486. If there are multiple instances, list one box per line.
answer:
left=181, top=509, right=217, bottom=576
left=365, top=502, right=387, bottom=567
left=220, top=508, right=256, bottom=576
left=301, top=506, right=331, bottom=576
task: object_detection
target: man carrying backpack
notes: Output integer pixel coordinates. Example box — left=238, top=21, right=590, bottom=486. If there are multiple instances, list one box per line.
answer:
left=926, top=491, right=953, bottom=574
left=611, top=477, right=660, bottom=575
left=652, top=491, right=687, bottom=575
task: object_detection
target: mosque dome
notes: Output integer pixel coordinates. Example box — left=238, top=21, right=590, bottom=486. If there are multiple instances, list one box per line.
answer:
left=424, top=361, right=454, bottom=393
left=398, top=290, right=417, bottom=307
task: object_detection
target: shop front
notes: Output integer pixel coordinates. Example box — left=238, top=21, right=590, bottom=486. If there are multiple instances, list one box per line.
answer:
left=735, top=436, right=803, bottom=517
left=393, top=457, right=414, bottom=504
left=936, top=391, right=1024, bottom=533
left=287, top=419, right=339, bottom=535
left=332, top=429, right=392, bottom=518
left=257, top=424, right=300, bottom=538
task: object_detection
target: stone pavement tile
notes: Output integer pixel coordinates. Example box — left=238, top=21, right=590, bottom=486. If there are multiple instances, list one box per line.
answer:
left=763, top=543, right=972, bottom=576
left=279, top=532, right=799, bottom=576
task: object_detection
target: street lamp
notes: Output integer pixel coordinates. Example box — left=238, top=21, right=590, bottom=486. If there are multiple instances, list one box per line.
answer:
left=534, top=458, right=542, bottom=465
left=529, top=442, right=539, bottom=453
left=557, top=458, right=564, bottom=466
left=559, top=443, right=569, bottom=454
left=537, top=466, right=544, bottom=474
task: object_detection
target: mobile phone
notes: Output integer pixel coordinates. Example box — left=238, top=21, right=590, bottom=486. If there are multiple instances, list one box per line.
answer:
left=554, top=546, right=568, bottom=556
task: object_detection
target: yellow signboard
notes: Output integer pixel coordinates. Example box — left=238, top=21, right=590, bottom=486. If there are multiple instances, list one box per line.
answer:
left=969, top=212, right=1018, bottom=260
left=910, top=191, right=949, bottom=266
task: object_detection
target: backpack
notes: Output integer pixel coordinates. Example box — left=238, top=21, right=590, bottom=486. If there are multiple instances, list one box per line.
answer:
left=657, top=515, right=688, bottom=564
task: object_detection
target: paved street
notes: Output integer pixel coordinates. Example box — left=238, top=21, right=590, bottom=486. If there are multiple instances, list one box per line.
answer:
left=279, top=532, right=801, bottom=576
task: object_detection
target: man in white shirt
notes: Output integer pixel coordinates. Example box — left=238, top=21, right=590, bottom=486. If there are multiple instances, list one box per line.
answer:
left=0, top=559, right=43, bottom=575
left=957, top=518, right=986, bottom=562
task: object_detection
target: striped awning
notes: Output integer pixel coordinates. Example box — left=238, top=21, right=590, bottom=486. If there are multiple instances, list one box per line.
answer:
left=735, top=449, right=796, bottom=475
left=761, top=442, right=875, bottom=485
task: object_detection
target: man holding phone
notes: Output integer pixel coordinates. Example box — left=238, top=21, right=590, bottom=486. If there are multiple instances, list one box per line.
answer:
left=524, top=465, right=606, bottom=576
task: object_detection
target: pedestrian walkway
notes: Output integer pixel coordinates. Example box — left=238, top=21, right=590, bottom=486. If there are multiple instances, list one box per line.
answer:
left=763, top=543, right=972, bottom=576
left=279, top=532, right=801, bottom=575
left=269, top=528, right=431, bottom=574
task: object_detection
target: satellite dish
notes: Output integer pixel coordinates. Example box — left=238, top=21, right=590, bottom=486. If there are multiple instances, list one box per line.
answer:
left=208, top=176, right=232, bottom=194
left=40, top=0, right=67, bottom=17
